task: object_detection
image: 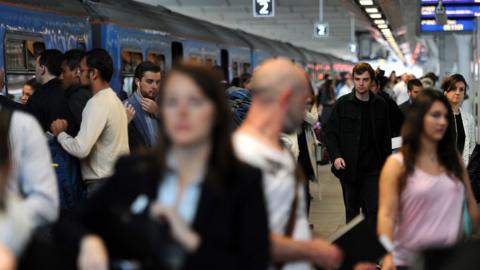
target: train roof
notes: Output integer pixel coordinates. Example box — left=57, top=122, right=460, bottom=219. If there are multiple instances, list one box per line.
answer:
left=300, top=48, right=332, bottom=64
left=0, top=0, right=89, bottom=17
left=84, top=0, right=250, bottom=49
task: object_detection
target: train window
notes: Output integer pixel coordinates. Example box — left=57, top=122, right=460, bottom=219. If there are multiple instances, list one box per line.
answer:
left=147, top=52, right=165, bottom=72
left=121, top=50, right=143, bottom=97
left=5, top=40, right=25, bottom=70
left=232, top=61, right=239, bottom=77
left=4, top=35, right=44, bottom=99
left=121, top=50, right=143, bottom=75
left=77, top=39, right=87, bottom=51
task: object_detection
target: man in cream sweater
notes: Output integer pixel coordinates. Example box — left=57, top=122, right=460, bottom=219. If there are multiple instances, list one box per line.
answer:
left=51, top=49, right=129, bottom=195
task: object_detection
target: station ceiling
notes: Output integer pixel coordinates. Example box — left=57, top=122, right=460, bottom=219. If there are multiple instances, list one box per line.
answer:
left=134, top=0, right=392, bottom=60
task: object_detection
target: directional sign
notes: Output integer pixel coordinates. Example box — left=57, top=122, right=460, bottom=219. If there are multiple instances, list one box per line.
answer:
left=253, top=0, right=275, bottom=17
left=314, top=22, right=329, bottom=38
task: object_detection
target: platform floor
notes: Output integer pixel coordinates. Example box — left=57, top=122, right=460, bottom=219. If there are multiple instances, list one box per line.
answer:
left=309, top=164, right=346, bottom=238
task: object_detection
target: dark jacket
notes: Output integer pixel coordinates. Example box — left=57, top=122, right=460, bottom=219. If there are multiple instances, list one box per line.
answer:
left=467, top=144, right=480, bottom=202
left=65, top=85, right=91, bottom=136
left=127, top=94, right=158, bottom=153
left=0, top=95, right=26, bottom=111
left=399, top=99, right=412, bottom=116
left=55, top=154, right=270, bottom=270
left=378, top=91, right=404, bottom=137
left=26, top=78, right=73, bottom=133
left=325, top=91, right=391, bottom=182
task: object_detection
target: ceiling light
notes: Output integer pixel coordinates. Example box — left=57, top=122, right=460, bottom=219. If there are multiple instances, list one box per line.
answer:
left=369, top=13, right=382, bottom=19
left=374, top=19, right=385, bottom=24
left=359, top=0, right=374, bottom=5
left=378, top=24, right=388, bottom=29
left=365, top=8, right=379, bottom=13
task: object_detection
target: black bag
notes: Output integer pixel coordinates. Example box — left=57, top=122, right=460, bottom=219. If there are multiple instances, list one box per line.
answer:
left=467, top=144, right=480, bottom=202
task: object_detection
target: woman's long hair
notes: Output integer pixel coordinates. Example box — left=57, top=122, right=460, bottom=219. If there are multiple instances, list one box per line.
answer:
left=0, top=109, right=11, bottom=210
left=400, top=89, right=464, bottom=190
left=155, top=63, right=240, bottom=187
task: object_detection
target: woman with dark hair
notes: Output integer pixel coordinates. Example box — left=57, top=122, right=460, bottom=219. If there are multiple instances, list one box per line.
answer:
left=56, top=64, right=270, bottom=270
left=377, top=90, right=478, bottom=270
left=20, top=78, right=40, bottom=105
left=442, top=74, right=475, bottom=166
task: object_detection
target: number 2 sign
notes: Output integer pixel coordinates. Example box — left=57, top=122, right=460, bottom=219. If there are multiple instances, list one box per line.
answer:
left=253, top=0, right=275, bottom=17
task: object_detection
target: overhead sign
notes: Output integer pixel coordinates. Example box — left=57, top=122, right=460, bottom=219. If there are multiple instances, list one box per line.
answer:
left=420, top=0, right=479, bottom=32
left=314, top=22, right=329, bottom=38
left=253, top=0, right=275, bottom=17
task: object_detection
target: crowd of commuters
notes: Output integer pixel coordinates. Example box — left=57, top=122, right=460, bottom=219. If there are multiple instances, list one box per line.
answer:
left=0, top=44, right=479, bottom=270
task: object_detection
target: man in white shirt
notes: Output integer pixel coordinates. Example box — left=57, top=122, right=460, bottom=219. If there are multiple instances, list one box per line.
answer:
left=50, top=49, right=129, bottom=195
left=392, top=73, right=410, bottom=105
left=233, top=58, right=342, bottom=270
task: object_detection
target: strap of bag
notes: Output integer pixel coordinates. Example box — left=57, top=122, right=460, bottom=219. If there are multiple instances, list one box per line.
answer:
left=0, top=106, right=13, bottom=137
left=274, top=156, right=306, bottom=270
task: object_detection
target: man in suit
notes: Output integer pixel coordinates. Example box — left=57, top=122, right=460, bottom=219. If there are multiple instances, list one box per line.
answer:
left=125, top=61, right=161, bottom=152
left=399, top=78, right=423, bottom=116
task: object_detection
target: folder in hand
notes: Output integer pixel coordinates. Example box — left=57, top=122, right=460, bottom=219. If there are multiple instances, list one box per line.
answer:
left=327, top=214, right=386, bottom=270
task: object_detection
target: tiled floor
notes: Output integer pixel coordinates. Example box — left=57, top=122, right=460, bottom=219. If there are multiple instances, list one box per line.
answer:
left=309, top=164, right=345, bottom=238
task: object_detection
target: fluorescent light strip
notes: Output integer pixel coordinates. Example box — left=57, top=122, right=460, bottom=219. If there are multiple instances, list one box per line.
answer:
left=378, top=24, right=388, bottom=29
left=369, top=13, right=382, bottom=19
left=365, top=7, right=379, bottom=13
left=374, top=19, right=385, bottom=24
left=359, top=0, right=374, bottom=5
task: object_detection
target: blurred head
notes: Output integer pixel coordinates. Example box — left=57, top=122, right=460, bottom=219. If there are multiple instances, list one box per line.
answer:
left=20, top=79, right=39, bottom=105
left=407, top=79, right=423, bottom=100
left=250, top=58, right=309, bottom=134
left=240, top=73, right=252, bottom=90
left=370, top=78, right=379, bottom=94
left=157, top=64, right=238, bottom=185
left=60, top=49, right=85, bottom=89
left=134, top=61, right=161, bottom=100
left=352, top=62, right=375, bottom=95
left=400, top=89, right=463, bottom=188
left=400, top=73, right=409, bottom=83
left=424, top=72, right=438, bottom=84
left=35, top=49, right=63, bottom=84
left=442, top=74, right=468, bottom=107
left=79, top=49, right=113, bottom=87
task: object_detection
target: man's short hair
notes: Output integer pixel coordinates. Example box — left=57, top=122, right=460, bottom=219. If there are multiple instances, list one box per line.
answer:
left=407, top=79, right=423, bottom=91
left=62, top=49, right=85, bottom=71
left=352, top=62, right=375, bottom=80
left=38, top=49, right=63, bottom=77
left=84, top=48, right=114, bottom=82
left=134, top=61, right=161, bottom=80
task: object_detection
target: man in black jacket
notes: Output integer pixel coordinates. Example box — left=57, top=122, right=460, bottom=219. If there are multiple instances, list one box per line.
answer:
left=399, top=78, right=423, bottom=116
left=325, top=62, right=391, bottom=222
left=60, top=49, right=92, bottom=136
left=27, top=49, right=73, bottom=133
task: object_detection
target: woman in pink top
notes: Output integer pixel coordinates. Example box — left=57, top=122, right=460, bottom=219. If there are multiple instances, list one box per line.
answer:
left=377, top=89, right=478, bottom=270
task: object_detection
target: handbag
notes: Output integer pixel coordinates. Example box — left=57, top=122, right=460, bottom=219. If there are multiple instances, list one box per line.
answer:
left=463, top=199, right=472, bottom=239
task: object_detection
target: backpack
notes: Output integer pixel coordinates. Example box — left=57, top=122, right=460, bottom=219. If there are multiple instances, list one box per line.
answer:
left=47, top=137, right=87, bottom=209
left=227, top=88, right=252, bottom=127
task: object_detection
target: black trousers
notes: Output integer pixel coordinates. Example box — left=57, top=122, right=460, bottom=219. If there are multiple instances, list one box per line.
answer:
left=340, top=171, right=379, bottom=223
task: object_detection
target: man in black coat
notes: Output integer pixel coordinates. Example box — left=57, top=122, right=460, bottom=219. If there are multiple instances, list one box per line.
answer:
left=399, top=78, right=423, bottom=116
left=325, top=62, right=391, bottom=222
left=60, top=49, right=92, bottom=136
left=26, top=49, right=73, bottom=133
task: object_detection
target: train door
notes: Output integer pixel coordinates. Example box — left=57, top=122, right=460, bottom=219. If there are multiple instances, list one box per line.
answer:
left=172, top=42, right=183, bottom=66
left=221, top=49, right=229, bottom=83
left=3, top=33, right=45, bottom=102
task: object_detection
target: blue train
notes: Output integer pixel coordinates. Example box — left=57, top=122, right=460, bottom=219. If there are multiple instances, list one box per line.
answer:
left=0, top=0, right=353, bottom=100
